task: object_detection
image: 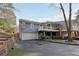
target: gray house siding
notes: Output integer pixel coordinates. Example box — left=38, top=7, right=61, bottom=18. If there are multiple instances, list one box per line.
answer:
left=21, top=23, right=38, bottom=33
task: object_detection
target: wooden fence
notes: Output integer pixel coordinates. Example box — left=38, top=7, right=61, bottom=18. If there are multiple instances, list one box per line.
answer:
left=0, top=31, right=17, bottom=56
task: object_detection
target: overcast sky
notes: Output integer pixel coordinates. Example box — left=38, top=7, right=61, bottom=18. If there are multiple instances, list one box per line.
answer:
left=13, top=3, right=79, bottom=25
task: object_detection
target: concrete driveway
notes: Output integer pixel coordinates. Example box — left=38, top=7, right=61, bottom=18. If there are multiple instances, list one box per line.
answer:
left=16, top=40, right=79, bottom=56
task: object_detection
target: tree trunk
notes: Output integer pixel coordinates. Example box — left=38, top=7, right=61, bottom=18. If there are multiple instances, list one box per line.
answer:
left=60, top=3, right=69, bottom=31
left=60, top=3, right=69, bottom=39
left=68, top=3, right=73, bottom=42
left=60, top=3, right=73, bottom=42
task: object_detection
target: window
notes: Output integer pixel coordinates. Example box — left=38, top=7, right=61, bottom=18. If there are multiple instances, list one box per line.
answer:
left=43, top=26, right=46, bottom=29
left=47, top=24, right=50, bottom=26
left=22, top=22, right=26, bottom=26
left=31, top=23, right=34, bottom=28
left=40, top=24, right=42, bottom=26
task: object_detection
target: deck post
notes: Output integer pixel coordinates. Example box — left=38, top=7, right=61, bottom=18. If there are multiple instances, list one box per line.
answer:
left=43, top=31, right=45, bottom=38
left=59, top=31, right=62, bottom=38
left=76, top=31, right=78, bottom=37
left=50, top=32, right=52, bottom=39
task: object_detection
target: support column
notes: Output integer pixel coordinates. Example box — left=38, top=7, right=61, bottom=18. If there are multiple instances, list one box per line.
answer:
left=74, top=31, right=76, bottom=37
left=59, top=31, right=62, bottom=37
left=76, top=31, right=78, bottom=37
left=77, top=31, right=79, bottom=37
left=38, top=32, right=40, bottom=39
left=50, top=32, right=52, bottom=39
left=43, top=31, right=45, bottom=39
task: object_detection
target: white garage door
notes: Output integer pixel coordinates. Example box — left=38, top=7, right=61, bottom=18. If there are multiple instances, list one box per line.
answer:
left=21, top=32, right=38, bottom=40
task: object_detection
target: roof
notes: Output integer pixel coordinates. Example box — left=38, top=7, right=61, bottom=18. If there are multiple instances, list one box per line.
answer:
left=40, top=21, right=60, bottom=25
left=19, top=19, right=40, bottom=24
left=19, top=19, right=78, bottom=29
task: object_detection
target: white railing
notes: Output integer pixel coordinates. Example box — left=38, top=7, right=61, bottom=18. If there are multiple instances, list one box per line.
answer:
left=38, top=26, right=56, bottom=30
left=38, top=27, right=54, bottom=31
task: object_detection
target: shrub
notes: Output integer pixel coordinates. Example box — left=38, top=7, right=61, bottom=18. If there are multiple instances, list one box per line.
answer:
left=0, top=19, right=15, bottom=33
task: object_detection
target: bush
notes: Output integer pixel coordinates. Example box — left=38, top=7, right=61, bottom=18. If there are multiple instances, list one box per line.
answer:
left=52, top=36, right=63, bottom=39
left=0, top=19, right=14, bottom=33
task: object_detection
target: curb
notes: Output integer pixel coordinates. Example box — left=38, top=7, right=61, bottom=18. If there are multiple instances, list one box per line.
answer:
left=46, top=40, right=79, bottom=46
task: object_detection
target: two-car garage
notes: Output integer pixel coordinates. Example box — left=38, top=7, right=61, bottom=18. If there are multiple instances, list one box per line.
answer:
left=21, top=32, right=38, bottom=40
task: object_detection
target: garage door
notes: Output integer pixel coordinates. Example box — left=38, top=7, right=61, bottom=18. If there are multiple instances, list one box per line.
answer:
left=21, top=32, right=38, bottom=40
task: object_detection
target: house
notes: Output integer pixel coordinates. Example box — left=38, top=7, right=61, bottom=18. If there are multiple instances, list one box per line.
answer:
left=19, top=19, right=79, bottom=40
left=19, top=19, right=39, bottom=40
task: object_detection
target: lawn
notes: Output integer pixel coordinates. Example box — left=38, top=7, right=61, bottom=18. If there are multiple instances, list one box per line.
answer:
left=7, top=48, right=29, bottom=56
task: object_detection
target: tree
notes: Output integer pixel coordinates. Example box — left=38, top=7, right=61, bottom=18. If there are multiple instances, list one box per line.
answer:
left=51, top=3, right=73, bottom=42
left=68, top=3, right=72, bottom=42
left=0, top=19, right=10, bottom=32
left=0, top=3, right=16, bottom=26
left=75, top=10, right=79, bottom=32
left=0, top=3, right=16, bottom=33
left=76, top=10, right=79, bottom=20
left=60, top=3, right=73, bottom=42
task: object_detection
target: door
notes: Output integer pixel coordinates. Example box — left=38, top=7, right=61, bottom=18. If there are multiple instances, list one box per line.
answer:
left=21, top=32, right=38, bottom=40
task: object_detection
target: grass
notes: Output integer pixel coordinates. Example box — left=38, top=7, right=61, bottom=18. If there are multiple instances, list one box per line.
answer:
left=7, top=48, right=29, bottom=56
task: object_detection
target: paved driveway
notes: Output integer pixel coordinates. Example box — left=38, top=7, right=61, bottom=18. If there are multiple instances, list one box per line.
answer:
left=16, top=40, right=79, bottom=56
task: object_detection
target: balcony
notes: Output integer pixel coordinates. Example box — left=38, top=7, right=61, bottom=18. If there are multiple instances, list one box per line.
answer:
left=38, top=27, right=59, bottom=32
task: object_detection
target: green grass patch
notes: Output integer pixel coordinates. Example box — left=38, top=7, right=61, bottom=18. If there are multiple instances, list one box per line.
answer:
left=7, top=48, right=29, bottom=56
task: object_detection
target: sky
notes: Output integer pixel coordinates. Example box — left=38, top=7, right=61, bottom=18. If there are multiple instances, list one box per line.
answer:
left=13, top=3, right=79, bottom=26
